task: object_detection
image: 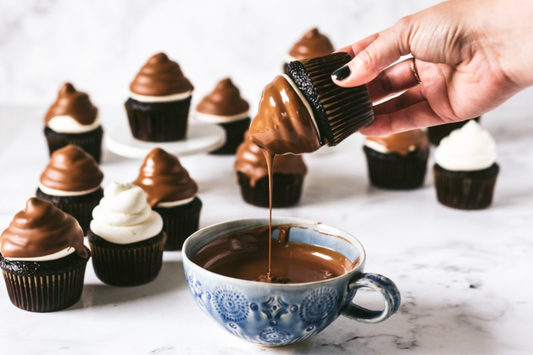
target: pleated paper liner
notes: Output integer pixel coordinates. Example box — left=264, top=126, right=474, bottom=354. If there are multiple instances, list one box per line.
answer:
left=209, top=117, right=250, bottom=155
left=87, top=230, right=166, bottom=287
left=427, top=117, right=481, bottom=145
left=36, top=187, right=103, bottom=235
left=0, top=247, right=90, bottom=312
left=153, top=197, right=202, bottom=251
left=125, top=97, right=191, bottom=142
left=433, top=163, right=499, bottom=210
left=363, top=146, right=429, bottom=190
left=237, top=172, right=304, bottom=208
left=44, top=126, right=103, bottom=163
left=287, top=52, right=374, bottom=146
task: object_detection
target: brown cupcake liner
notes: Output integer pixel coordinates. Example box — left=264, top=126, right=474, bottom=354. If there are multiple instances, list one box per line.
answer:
left=0, top=248, right=90, bottom=312
left=237, top=172, right=304, bottom=208
left=209, top=117, right=250, bottom=155
left=154, top=197, right=202, bottom=251
left=428, top=117, right=481, bottom=145
left=87, top=230, right=166, bottom=286
left=363, top=146, right=429, bottom=190
left=36, top=187, right=103, bottom=235
left=287, top=53, right=374, bottom=146
left=433, top=163, right=499, bottom=210
left=44, top=126, right=103, bottom=163
left=125, top=97, right=191, bottom=142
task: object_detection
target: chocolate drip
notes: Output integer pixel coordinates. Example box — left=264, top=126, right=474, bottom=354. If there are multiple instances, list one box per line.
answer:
left=44, top=83, right=98, bottom=125
left=196, top=78, right=249, bottom=116
left=40, top=144, right=103, bottom=192
left=288, top=28, right=334, bottom=60
left=130, top=52, right=193, bottom=96
left=366, top=129, right=429, bottom=155
left=133, top=148, right=198, bottom=206
left=0, top=198, right=88, bottom=259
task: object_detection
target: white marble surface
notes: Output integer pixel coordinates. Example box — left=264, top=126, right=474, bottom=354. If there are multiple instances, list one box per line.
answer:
left=1, top=88, right=533, bottom=354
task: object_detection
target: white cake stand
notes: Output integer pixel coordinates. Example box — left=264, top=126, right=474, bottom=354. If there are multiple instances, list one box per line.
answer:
left=105, top=121, right=226, bottom=159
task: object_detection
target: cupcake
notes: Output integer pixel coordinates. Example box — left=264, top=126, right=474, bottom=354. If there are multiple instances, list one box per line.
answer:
left=133, top=148, right=202, bottom=251
left=363, top=129, right=429, bottom=189
left=284, top=28, right=334, bottom=74
left=125, top=53, right=194, bottom=142
left=44, top=83, right=103, bottom=163
left=194, top=78, right=250, bottom=155
left=433, top=121, right=499, bottom=210
left=0, top=198, right=90, bottom=312
left=427, top=117, right=481, bottom=145
left=36, top=144, right=104, bottom=234
left=235, top=132, right=307, bottom=208
left=88, top=182, right=166, bottom=286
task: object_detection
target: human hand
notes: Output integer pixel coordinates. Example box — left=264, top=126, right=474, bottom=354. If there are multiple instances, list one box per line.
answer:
left=332, top=0, right=533, bottom=136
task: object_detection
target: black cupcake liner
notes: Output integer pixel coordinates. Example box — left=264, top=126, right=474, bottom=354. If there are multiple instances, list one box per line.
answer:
left=87, top=230, right=166, bottom=287
left=44, top=126, right=103, bottom=163
left=433, top=163, right=499, bottom=210
left=363, top=146, right=429, bottom=190
left=427, top=117, right=481, bottom=145
left=125, top=97, right=191, bottom=142
left=237, top=172, right=304, bottom=208
left=36, top=187, right=103, bottom=235
left=209, top=117, right=250, bottom=155
left=287, top=53, right=374, bottom=146
left=0, top=247, right=90, bottom=312
left=153, top=197, right=202, bottom=251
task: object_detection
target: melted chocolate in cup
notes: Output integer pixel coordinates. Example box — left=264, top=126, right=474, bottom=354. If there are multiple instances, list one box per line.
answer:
left=192, top=224, right=356, bottom=284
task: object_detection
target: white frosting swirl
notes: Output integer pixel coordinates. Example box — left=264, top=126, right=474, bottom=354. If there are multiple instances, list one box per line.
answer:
left=5, top=247, right=76, bottom=262
left=434, top=121, right=497, bottom=171
left=47, top=115, right=101, bottom=133
left=194, top=110, right=249, bottom=124
left=90, top=182, right=163, bottom=244
left=129, top=90, right=192, bottom=103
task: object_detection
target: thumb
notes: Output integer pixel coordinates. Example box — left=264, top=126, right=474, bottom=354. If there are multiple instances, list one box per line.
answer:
left=332, top=21, right=413, bottom=87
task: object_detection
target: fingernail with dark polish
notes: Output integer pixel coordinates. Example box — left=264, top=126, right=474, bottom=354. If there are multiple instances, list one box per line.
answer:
left=332, top=65, right=351, bottom=81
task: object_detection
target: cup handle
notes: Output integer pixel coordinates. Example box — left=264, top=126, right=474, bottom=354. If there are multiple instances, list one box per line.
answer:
left=342, top=273, right=401, bottom=324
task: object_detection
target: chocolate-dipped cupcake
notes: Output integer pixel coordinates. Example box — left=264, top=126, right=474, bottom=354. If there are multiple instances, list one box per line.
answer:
left=250, top=53, right=373, bottom=154
left=125, top=53, right=194, bottom=142
left=44, top=83, right=103, bottom=163
left=133, top=148, right=202, bottom=250
left=36, top=144, right=104, bottom=234
left=427, top=116, right=481, bottom=145
left=284, top=28, right=334, bottom=73
left=235, top=132, right=307, bottom=208
left=433, top=121, right=499, bottom=209
left=0, top=198, right=90, bottom=312
left=194, top=78, right=250, bottom=155
left=363, top=129, right=429, bottom=190
left=88, top=182, right=166, bottom=286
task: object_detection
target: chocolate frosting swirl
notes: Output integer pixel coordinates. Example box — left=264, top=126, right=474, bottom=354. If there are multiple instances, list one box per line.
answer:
left=0, top=198, right=88, bottom=259
left=129, top=52, right=194, bottom=96
left=44, top=83, right=98, bottom=125
left=249, top=75, right=321, bottom=155
left=288, top=28, right=334, bottom=60
left=366, top=129, right=429, bottom=156
left=235, top=132, right=307, bottom=186
left=133, top=148, right=198, bottom=206
left=196, top=78, right=249, bottom=116
left=40, top=145, right=103, bottom=192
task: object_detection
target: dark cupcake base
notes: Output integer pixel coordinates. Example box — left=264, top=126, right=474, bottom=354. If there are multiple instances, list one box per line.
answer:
left=433, top=163, right=499, bottom=210
left=427, top=117, right=481, bottom=145
left=287, top=53, right=374, bottom=146
left=363, top=146, right=429, bottom=190
left=87, top=230, right=166, bottom=287
left=36, top=187, right=103, bottom=235
left=44, top=126, right=103, bottom=163
left=125, top=97, right=191, bottom=142
left=0, top=247, right=90, bottom=312
left=209, top=117, right=250, bottom=155
left=154, top=197, right=202, bottom=251
left=237, top=172, right=304, bottom=208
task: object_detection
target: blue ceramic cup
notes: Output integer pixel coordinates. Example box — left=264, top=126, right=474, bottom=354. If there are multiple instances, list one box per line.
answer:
left=182, top=217, right=400, bottom=346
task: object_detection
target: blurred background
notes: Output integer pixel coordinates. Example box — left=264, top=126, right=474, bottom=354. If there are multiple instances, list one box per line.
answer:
left=0, top=0, right=443, bottom=111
